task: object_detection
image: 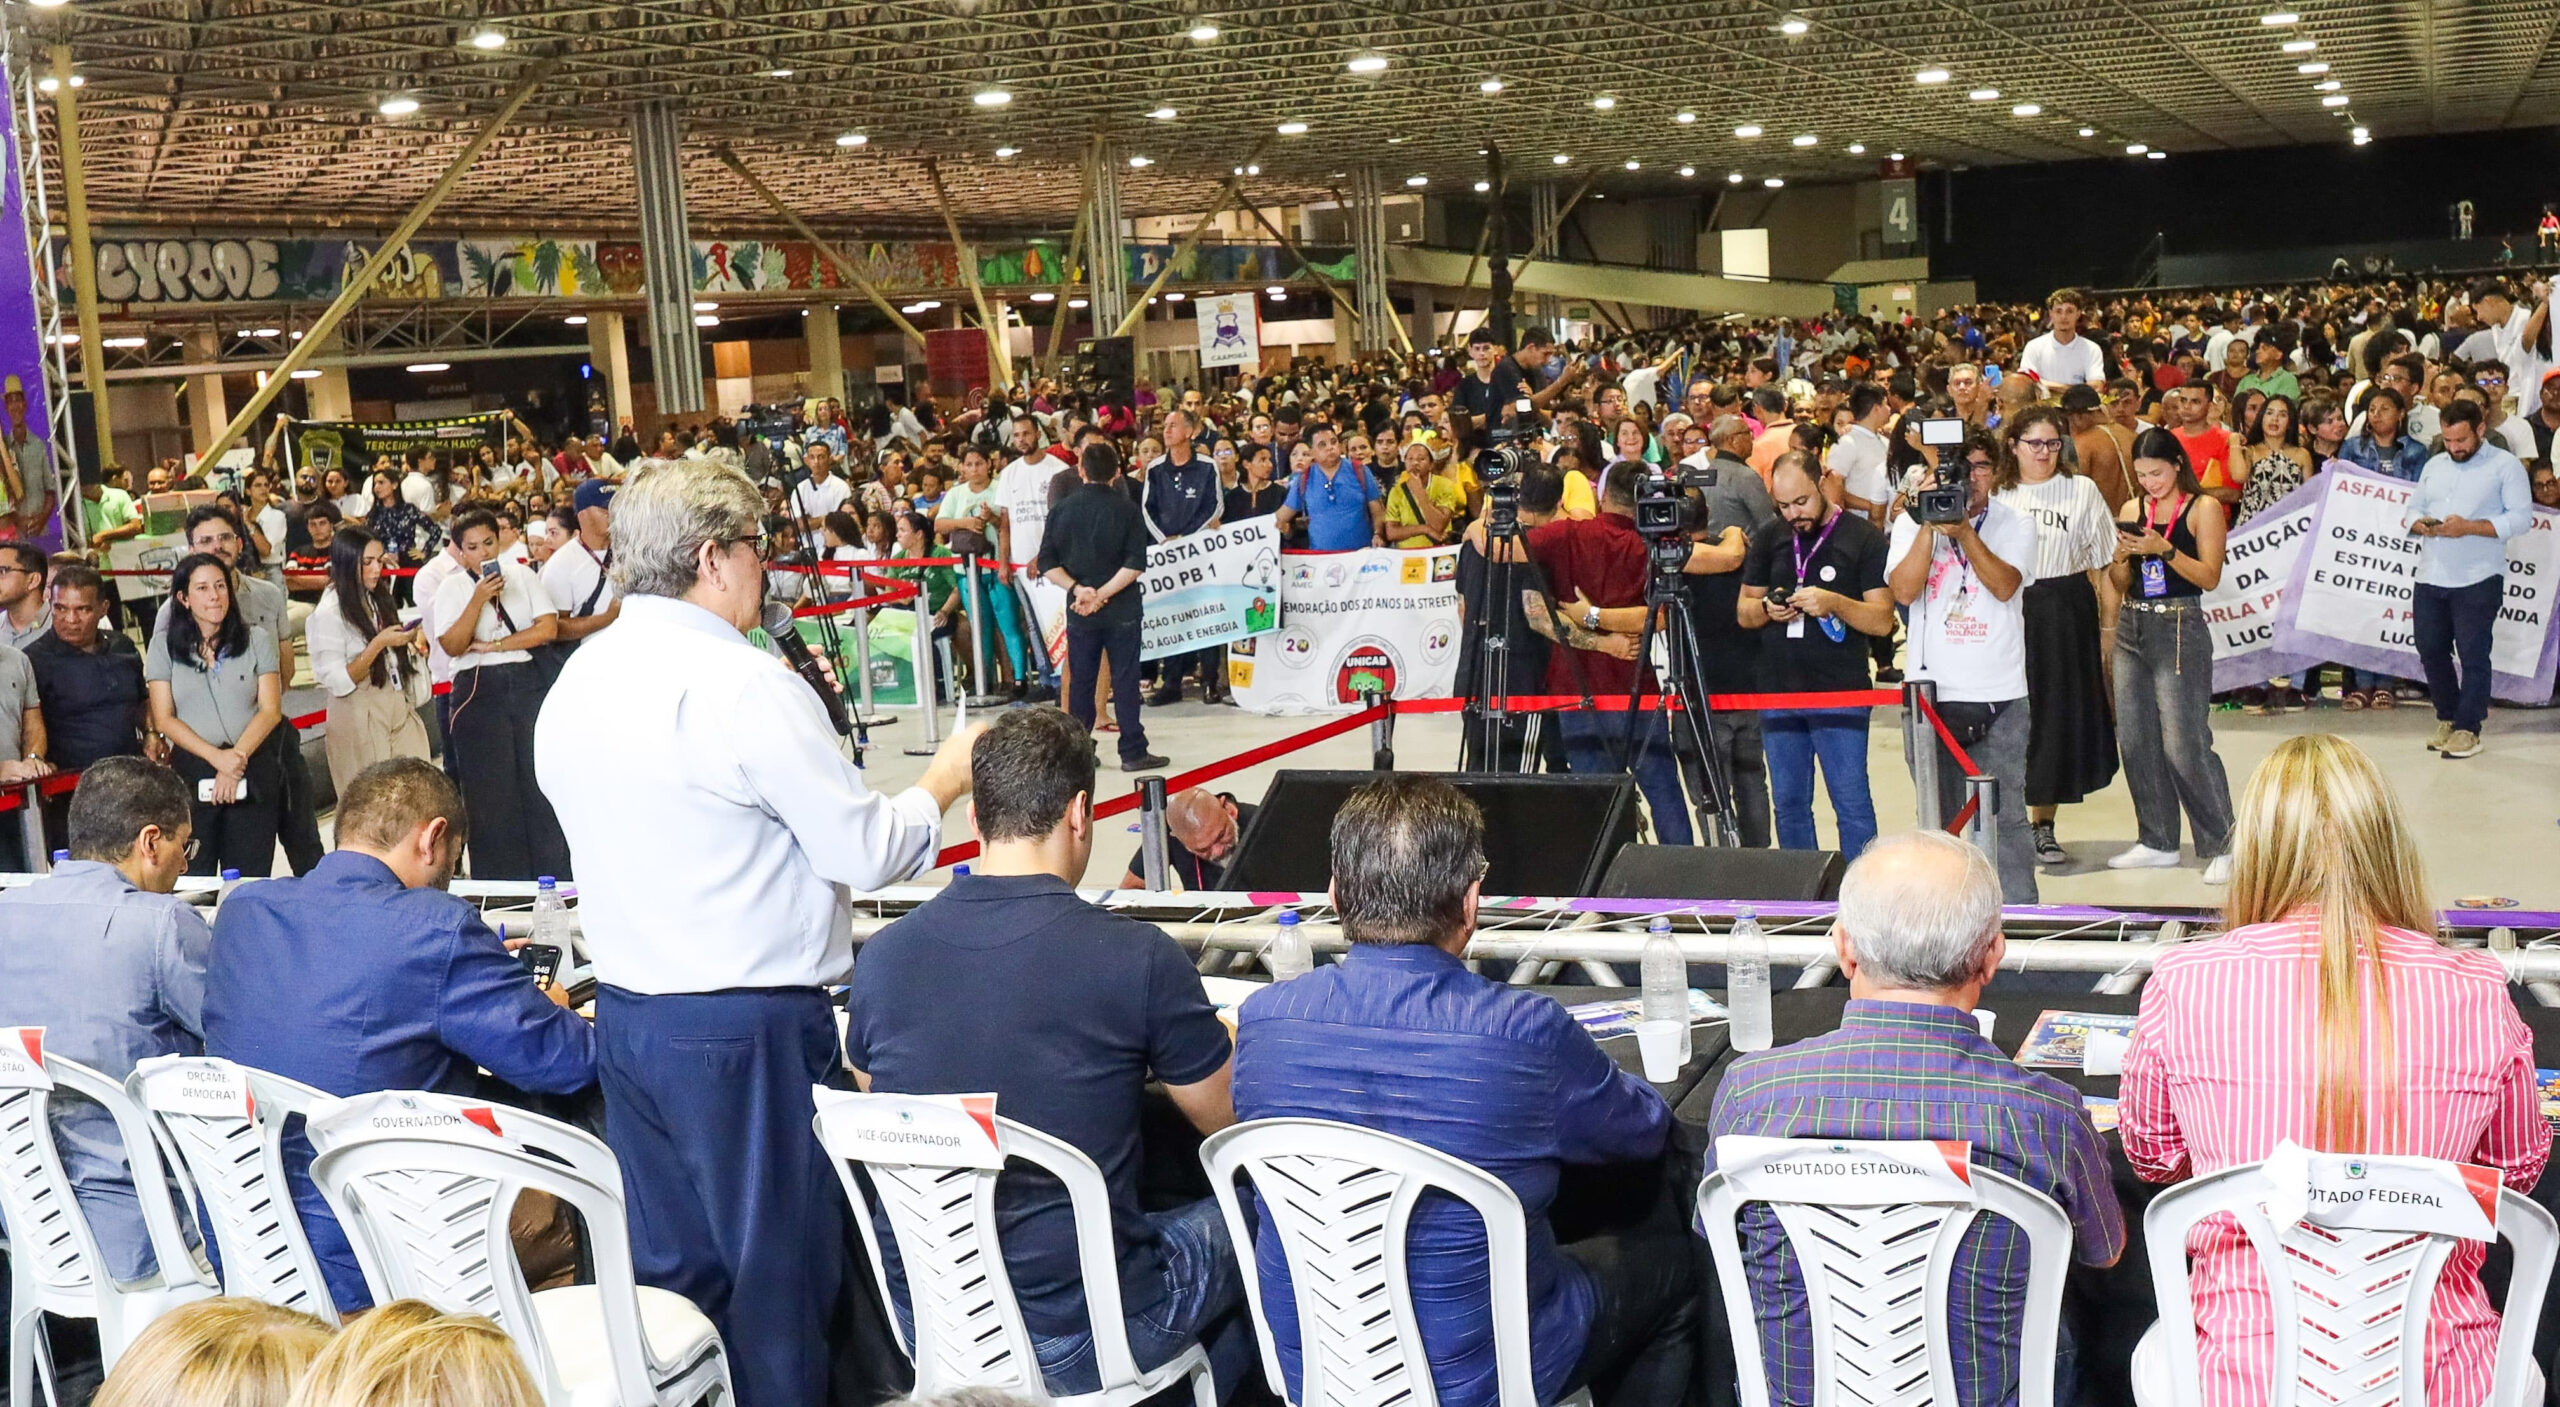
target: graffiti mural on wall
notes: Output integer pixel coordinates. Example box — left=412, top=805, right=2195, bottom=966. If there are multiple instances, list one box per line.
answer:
left=76, top=233, right=1356, bottom=308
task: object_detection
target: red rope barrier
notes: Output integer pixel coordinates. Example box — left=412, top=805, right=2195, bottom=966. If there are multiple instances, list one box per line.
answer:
left=767, top=556, right=966, bottom=574
left=1908, top=692, right=1984, bottom=835
left=1395, top=689, right=1901, bottom=714
left=788, top=583, right=921, bottom=620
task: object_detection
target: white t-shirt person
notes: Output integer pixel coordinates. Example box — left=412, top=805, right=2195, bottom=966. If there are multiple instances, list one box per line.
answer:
left=1888, top=500, right=2039, bottom=702
left=1829, top=423, right=1894, bottom=513
left=2018, top=331, right=2106, bottom=388
left=789, top=472, right=853, bottom=525
left=431, top=557, right=553, bottom=671
left=994, top=451, right=1065, bottom=570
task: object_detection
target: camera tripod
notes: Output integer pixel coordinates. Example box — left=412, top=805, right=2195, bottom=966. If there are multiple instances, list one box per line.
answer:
left=1617, top=550, right=1744, bottom=848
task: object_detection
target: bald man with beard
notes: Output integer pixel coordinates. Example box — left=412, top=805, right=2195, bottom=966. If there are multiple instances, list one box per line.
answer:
left=1118, top=786, right=1259, bottom=891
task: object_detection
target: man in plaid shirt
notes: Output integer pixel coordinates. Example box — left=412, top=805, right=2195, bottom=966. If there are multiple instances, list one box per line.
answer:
left=1704, top=831, right=2124, bottom=1407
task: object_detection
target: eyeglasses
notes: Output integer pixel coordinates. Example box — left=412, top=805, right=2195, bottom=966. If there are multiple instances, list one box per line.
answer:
left=2015, top=437, right=2064, bottom=451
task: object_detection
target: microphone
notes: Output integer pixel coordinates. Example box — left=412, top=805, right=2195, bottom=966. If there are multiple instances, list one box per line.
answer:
left=762, top=600, right=853, bottom=737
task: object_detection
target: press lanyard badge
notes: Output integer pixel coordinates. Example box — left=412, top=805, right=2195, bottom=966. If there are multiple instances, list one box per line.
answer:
left=2138, top=556, right=2169, bottom=599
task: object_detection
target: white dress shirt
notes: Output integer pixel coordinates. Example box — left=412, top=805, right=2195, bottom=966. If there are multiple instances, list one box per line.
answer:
left=540, top=538, right=617, bottom=620
left=305, top=590, right=410, bottom=698
left=534, top=594, right=945, bottom=993
left=412, top=548, right=469, bottom=687
left=432, top=558, right=551, bottom=671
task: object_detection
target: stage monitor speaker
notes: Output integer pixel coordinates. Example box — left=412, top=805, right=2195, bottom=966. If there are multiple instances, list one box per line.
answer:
left=1222, top=771, right=1642, bottom=898
left=1074, top=334, right=1135, bottom=411
left=1597, top=844, right=1845, bottom=902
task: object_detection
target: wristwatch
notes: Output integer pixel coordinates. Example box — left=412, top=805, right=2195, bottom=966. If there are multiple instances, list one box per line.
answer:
left=1582, top=604, right=1602, bottom=632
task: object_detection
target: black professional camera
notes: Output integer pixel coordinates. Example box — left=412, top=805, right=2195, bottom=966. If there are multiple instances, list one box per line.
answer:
left=1480, top=441, right=1538, bottom=538
left=1632, top=462, right=1711, bottom=574
left=1910, top=483, right=1969, bottom=525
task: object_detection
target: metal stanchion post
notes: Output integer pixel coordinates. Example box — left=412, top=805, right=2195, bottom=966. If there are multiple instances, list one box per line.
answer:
left=848, top=600, right=895, bottom=727
left=1963, top=773, right=1998, bottom=859
left=962, top=554, right=1003, bottom=707
left=1138, top=775, right=1170, bottom=892
left=1364, top=688, right=1395, bottom=770
left=1907, top=680, right=1942, bottom=831
left=901, top=580, right=943, bottom=756
left=17, top=783, right=45, bottom=872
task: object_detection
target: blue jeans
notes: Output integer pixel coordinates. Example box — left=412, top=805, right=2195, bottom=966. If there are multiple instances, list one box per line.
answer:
left=891, top=1197, right=1253, bottom=1401
left=1558, top=709, right=1694, bottom=845
left=2415, top=575, right=2501, bottom=732
left=1759, top=709, right=1877, bottom=858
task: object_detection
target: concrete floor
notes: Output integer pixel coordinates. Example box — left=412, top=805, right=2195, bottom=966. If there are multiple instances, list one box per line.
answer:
left=843, top=693, right=2560, bottom=910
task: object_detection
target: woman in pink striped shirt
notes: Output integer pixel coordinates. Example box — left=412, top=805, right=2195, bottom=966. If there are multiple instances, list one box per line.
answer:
left=2120, top=734, right=2551, bottom=1407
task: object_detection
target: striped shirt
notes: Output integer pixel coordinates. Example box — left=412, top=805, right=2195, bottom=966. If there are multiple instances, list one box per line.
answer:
left=1704, top=1000, right=2126, bottom=1407
left=2119, top=914, right=2552, bottom=1407
left=1995, top=472, right=2118, bottom=581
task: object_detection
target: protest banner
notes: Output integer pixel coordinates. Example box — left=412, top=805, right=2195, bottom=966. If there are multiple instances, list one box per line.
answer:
left=1229, top=546, right=1463, bottom=714
left=2202, top=476, right=2327, bottom=691
left=1140, top=517, right=1280, bottom=662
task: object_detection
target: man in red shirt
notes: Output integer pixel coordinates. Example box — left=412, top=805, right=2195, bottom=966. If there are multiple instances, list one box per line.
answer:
left=1525, top=470, right=1696, bottom=843
left=2167, top=386, right=2240, bottom=507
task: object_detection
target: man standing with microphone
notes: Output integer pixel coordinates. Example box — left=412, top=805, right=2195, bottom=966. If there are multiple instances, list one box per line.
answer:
left=535, top=458, right=979, bottom=1407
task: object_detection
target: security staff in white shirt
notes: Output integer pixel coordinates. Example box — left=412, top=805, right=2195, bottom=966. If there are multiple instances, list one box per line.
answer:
left=534, top=458, right=978, bottom=1407
left=537, top=479, right=621, bottom=659
left=432, top=507, right=568, bottom=881
left=1886, top=448, right=2040, bottom=904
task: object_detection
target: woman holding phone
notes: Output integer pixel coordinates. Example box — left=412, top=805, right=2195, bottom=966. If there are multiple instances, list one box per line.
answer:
left=307, top=525, right=431, bottom=792
left=2108, top=429, right=2234, bottom=883
left=145, top=553, right=284, bottom=876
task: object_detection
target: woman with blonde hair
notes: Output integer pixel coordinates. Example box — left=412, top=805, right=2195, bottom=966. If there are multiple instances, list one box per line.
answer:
left=290, top=1309, right=540, bottom=1407
left=2119, top=733, right=2551, bottom=1407
left=285, top=1300, right=442, bottom=1405
left=95, top=1297, right=335, bottom=1407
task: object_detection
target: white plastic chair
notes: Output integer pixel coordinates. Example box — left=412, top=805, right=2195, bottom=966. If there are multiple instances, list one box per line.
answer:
left=2132, top=1156, right=2557, bottom=1407
left=127, top=1055, right=341, bottom=1321
left=0, top=1028, right=217, bottom=1407
left=1695, top=1135, right=2074, bottom=1407
left=305, top=1090, right=730, bottom=1407
left=811, top=1087, right=1215, bottom=1407
left=1199, top=1116, right=1592, bottom=1407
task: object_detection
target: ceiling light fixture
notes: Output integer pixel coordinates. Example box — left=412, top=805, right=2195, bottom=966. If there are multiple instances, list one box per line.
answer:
left=289, top=369, right=321, bottom=380
left=1188, top=22, right=1219, bottom=40
left=1675, top=110, right=1697, bottom=124
left=2147, top=149, right=2168, bottom=159
left=2321, top=93, right=2349, bottom=106
left=1473, top=179, right=1491, bottom=191
left=1150, top=106, right=1178, bottom=119
left=1624, top=159, right=1640, bottom=170
left=2351, top=125, right=2370, bottom=144
left=1728, top=171, right=1745, bottom=183
left=2260, top=10, right=2299, bottom=23
left=836, top=132, right=868, bottom=147
left=1552, top=152, right=1571, bottom=164
left=1763, top=176, right=1785, bottom=188
left=1127, top=154, right=1153, bottom=167
left=1791, top=133, right=1817, bottom=146
left=1276, top=120, right=1308, bottom=135
left=1916, top=67, right=1951, bottom=84
left=405, top=362, right=450, bottom=373
left=1407, top=174, right=1429, bottom=185
left=2298, top=61, right=2329, bottom=73
left=2282, top=38, right=2317, bottom=51
left=1968, top=87, right=2000, bottom=101
left=1734, top=123, right=1763, bottom=138
left=693, top=301, right=718, bottom=312
left=1069, top=298, right=1088, bottom=308
left=35, top=77, right=57, bottom=93
left=2078, top=126, right=2096, bottom=137
left=995, top=146, right=1019, bottom=158
left=1845, top=142, right=1866, bottom=154
left=1030, top=292, right=1055, bottom=302
left=972, top=88, right=1012, bottom=106
left=1591, top=95, right=1616, bottom=110
left=1887, top=151, right=1904, bottom=160
left=564, top=316, right=589, bottom=326
left=467, top=26, right=506, bottom=49
left=2010, top=103, right=2041, bottom=116
left=2125, top=142, right=2148, bottom=154
left=695, top=314, right=721, bottom=326
left=1778, top=16, right=1810, bottom=34
left=1164, top=291, right=1186, bottom=301
left=378, top=94, right=420, bottom=116
left=246, top=327, right=283, bottom=338
left=765, top=67, right=793, bottom=78
left=1479, top=78, right=1503, bottom=93
left=1266, top=285, right=1285, bottom=295
left=1346, top=53, right=1388, bottom=73
left=26, top=0, right=66, bottom=8
left=1678, top=165, right=1695, bottom=177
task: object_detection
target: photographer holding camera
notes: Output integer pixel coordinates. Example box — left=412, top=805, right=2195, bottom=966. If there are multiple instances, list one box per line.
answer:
left=1886, top=432, right=2040, bottom=903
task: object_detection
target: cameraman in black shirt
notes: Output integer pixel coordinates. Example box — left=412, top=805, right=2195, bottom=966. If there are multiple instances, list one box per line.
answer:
left=1452, top=326, right=1584, bottom=446
left=1456, top=459, right=1565, bottom=773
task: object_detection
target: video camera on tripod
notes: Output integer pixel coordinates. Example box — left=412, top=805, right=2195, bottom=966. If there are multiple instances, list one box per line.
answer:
left=1631, top=459, right=1717, bottom=573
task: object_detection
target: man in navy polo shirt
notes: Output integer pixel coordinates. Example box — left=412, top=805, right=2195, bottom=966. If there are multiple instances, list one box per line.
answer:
left=844, top=706, right=1251, bottom=1401
left=1274, top=424, right=1383, bottom=550
left=1144, top=409, right=1226, bottom=705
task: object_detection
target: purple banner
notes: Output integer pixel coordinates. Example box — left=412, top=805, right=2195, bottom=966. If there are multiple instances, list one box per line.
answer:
left=0, top=91, right=63, bottom=551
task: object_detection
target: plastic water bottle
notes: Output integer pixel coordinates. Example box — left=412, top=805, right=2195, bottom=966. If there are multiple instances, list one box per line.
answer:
left=952, top=863, right=971, bottom=878
left=48, top=849, right=65, bottom=865
left=1728, top=907, right=1774, bottom=1052
left=531, top=877, right=570, bottom=955
left=1640, top=917, right=1687, bottom=1025
left=218, top=867, right=242, bottom=906
left=1267, top=910, right=1314, bottom=980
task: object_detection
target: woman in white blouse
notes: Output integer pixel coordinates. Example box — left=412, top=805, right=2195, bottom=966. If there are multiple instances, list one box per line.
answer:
left=1992, top=406, right=2121, bottom=867
left=305, top=524, right=431, bottom=792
